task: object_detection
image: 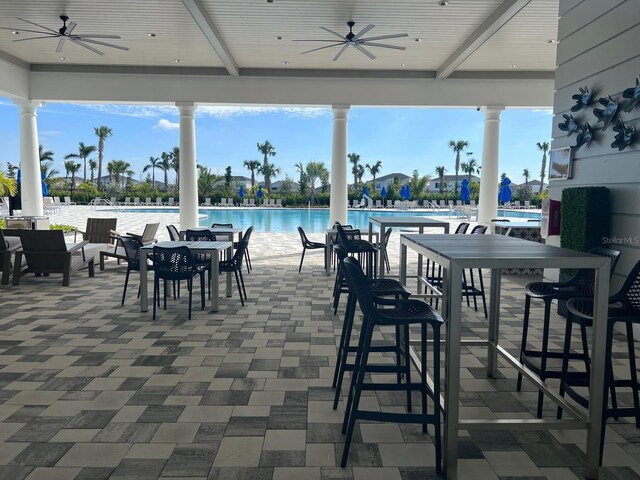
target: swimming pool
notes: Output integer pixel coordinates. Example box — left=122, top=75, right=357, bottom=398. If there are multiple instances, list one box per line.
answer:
left=122, top=208, right=541, bottom=233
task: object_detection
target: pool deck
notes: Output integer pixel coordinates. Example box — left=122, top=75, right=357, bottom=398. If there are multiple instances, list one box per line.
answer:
left=0, top=207, right=636, bottom=480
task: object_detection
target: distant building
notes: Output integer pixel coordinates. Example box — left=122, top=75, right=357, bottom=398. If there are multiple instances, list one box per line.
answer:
left=430, top=174, right=480, bottom=193
left=371, top=172, right=411, bottom=191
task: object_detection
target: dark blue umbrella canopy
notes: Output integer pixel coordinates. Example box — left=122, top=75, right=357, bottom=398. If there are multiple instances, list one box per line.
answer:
left=401, top=185, right=410, bottom=200
left=362, top=186, right=369, bottom=196
left=380, top=186, right=387, bottom=198
left=498, top=177, right=512, bottom=204
left=238, top=185, right=244, bottom=198
left=460, top=178, right=470, bottom=202
left=41, top=174, right=48, bottom=196
left=257, top=186, right=264, bottom=198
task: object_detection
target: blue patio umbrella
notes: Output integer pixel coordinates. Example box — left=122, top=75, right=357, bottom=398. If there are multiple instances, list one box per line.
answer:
left=460, top=178, right=470, bottom=203
left=238, top=185, right=244, bottom=198
left=498, top=177, right=513, bottom=204
left=362, top=185, right=369, bottom=197
left=401, top=184, right=410, bottom=200
left=16, top=169, right=47, bottom=196
left=380, top=186, right=387, bottom=199
left=257, top=185, right=264, bottom=204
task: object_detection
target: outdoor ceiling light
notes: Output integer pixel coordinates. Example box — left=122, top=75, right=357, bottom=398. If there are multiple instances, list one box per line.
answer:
left=148, top=33, right=156, bottom=37
left=281, top=60, right=290, bottom=65
left=173, top=59, right=181, bottom=63
left=11, top=30, right=19, bottom=35
left=436, top=0, right=450, bottom=6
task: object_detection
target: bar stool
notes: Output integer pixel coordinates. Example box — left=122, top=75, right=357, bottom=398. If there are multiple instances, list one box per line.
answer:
left=557, top=259, right=640, bottom=463
left=517, top=247, right=621, bottom=418
left=331, top=244, right=411, bottom=410
left=340, top=256, right=443, bottom=471
left=427, top=222, right=469, bottom=309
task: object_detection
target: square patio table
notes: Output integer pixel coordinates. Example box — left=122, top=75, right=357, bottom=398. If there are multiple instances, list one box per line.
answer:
left=369, top=216, right=449, bottom=278
left=179, top=227, right=243, bottom=297
left=399, top=234, right=610, bottom=480
left=140, top=240, right=232, bottom=313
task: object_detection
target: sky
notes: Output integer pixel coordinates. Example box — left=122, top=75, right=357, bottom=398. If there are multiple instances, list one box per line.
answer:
left=0, top=97, right=553, bottom=185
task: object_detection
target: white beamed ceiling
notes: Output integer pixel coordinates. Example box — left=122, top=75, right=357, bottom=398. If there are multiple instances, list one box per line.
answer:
left=0, top=0, right=558, bottom=72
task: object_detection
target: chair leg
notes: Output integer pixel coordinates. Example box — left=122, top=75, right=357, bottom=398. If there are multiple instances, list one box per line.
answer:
left=421, top=323, right=428, bottom=432
left=152, top=277, right=158, bottom=320
left=299, top=248, right=306, bottom=272
left=234, top=269, right=245, bottom=306
left=333, top=291, right=357, bottom=409
left=478, top=268, right=488, bottom=319
left=200, top=273, right=206, bottom=310
left=557, top=311, right=575, bottom=420
left=517, top=294, right=532, bottom=392
left=163, top=280, right=168, bottom=310
left=432, top=324, right=442, bottom=475
left=238, top=268, right=247, bottom=300
left=121, top=269, right=130, bottom=305
left=469, top=268, right=478, bottom=312
left=536, top=299, right=553, bottom=418
left=245, top=247, right=252, bottom=273
left=626, top=323, right=640, bottom=427
left=462, top=269, right=471, bottom=307
left=187, top=277, right=193, bottom=320
left=404, top=324, right=412, bottom=412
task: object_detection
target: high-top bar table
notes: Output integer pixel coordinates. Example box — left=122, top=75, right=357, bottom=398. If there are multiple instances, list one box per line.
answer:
left=369, top=216, right=449, bottom=278
left=140, top=240, right=232, bottom=313
left=399, top=234, right=610, bottom=480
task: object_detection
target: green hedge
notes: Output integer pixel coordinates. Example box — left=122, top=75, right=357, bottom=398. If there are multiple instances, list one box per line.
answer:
left=560, top=186, right=610, bottom=253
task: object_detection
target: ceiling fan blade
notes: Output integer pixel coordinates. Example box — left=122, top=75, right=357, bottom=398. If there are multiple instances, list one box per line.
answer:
left=358, top=33, right=408, bottom=42
left=353, top=24, right=374, bottom=39
left=12, top=35, right=56, bottom=42
left=76, top=37, right=129, bottom=51
left=320, top=26, right=345, bottom=40
left=333, top=43, right=350, bottom=61
left=56, top=37, right=65, bottom=52
left=353, top=43, right=376, bottom=60
left=17, top=18, right=58, bottom=34
left=0, top=27, right=56, bottom=35
left=300, top=43, right=345, bottom=55
left=359, top=41, right=406, bottom=50
left=69, top=37, right=105, bottom=55
left=292, top=39, right=345, bottom=42
left=66, top=22, right=77, bottom=35
left=70, top=34, right=122, bottom=39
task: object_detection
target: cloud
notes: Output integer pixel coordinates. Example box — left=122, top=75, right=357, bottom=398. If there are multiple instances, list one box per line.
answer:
left=40, top=130, right=64, bottom=137
left=532, top=109, right=553, bottom=116
left=156, top=119, right=180, bottom=130
left=79, top=103, right=329, bottom=119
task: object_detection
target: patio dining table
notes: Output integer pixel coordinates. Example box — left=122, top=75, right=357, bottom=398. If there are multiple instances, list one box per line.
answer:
left=399, top=234, right=610, bottom=480
left=369, top=216, right=449, bottom=278
left=179, top=227, right=243, bottom=297
left=139, top=240, right=232, bottom=313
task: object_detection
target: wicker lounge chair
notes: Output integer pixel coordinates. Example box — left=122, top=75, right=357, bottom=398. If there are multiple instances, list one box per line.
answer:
left=12, top=230, right=95, bottom=286
left=74, top=218, right=118, bottom=244
left=101, top=223, right=159, bottom=270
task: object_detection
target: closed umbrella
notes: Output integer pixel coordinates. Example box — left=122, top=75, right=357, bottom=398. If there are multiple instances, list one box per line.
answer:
left=41, top=174, right=48, bottom=196
left=460, top=178, right=470, bottom=203
left=401, top=185, right=410, bottom=200
left=257, top=185, right=264, bottom=205
left=238, top=185, right=244, bottom=199
left=498, top=177, right=513, bottom=205
left=362, top=185, right=369, bottom=197
left=380, top=186, right=387, bottom=206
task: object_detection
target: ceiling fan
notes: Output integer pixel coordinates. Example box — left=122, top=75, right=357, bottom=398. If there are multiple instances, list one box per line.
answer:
left=0, top=15, right=129, bottom=56
left=293, top=21, right=408, bottom=61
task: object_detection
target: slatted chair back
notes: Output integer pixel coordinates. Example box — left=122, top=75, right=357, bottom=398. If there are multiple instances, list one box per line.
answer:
left=341, top=256, right=376, bottom=320
left=573, top=247, right=621, bottom=297
left=153, top=246, right=197, bottom=281
left=139, top=223, right=160, bottom=244
left=454, top=222, right=470, bottom=234
left=167, top=225, right=180, bottom=241
left=470, top=225, right=487, bottom=234
left=120, top=236, right=144, bottom=271
left=83, top=218, right=118, bottom=244
left=211, top=223, right=233, bottom=228
left=18, top=230, right=68, bottom=271
left=186, top=229, right=218, bottom=242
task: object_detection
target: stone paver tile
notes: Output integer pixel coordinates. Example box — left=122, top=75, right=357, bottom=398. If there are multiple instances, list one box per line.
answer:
left=263, top=429, right=307, bottom=451
left=56, top=443, right=131, bottom=468
left=484, top=451, right=541, bottom=477
left=213, top=437, right=264, bottom=467
left=151, top=423, right=200, bottom=443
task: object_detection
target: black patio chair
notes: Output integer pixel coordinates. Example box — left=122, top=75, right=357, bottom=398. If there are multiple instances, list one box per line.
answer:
left=119, top=236, right=151, bottom=306
left=212, top=224, right=253, bottom=273
left=185, top=229, right=218, bottom=297
left=557, top=258, right=640, bottom=464
left=152, top=245, right=206, bottom=320
left=297, top=226, right=327, bottom=272
left=219, top=236, right=249, bottom=306
left=517, top=247, right=621, bottom=418
left=381, top=227, right=393, bottom=273
left=167, top=224, right=180, bottom=241
left=339, top=256, right=443, bottom=472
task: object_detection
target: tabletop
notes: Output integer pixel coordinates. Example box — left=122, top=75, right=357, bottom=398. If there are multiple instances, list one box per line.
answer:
left=493, top=222, right=540, bottom=228
left=181, top=227, right=243, bottom=234
left=141, top=240, right=231, bottom=251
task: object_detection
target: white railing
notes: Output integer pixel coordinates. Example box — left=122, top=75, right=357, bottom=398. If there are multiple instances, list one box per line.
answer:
left=89, top=198, right=121, bottom=211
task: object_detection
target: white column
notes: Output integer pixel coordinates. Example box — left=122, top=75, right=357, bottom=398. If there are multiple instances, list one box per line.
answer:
left=329, top=105, right=349, bottom=226
left=177, top=102, right=198, bottom=229
left=15, top=100, right=44, bottom=216
left=477, top=106, right=504, bottom=225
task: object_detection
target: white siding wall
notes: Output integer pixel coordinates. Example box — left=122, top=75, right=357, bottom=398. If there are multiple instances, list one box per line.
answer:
left=550, top=0, right=640, bottom=291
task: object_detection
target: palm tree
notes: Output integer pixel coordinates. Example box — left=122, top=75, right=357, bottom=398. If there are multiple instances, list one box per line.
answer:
left=243, top=160, right=261, bottom=187
left=523, top=168, right=530, bottom=187
left=197, top=167, right=222, bottom=197
left=94, top=126, right=113, bottom=191
left=40, top=161, right=59, bottom=187
left=462, top=153, right=478, bottom=182
left=348, top=153, right=360, bottom=189
left=106, top=160, right=131, bottom=188
left=408, top=170, right=431, bottom=198
left=537, top=141, right=550, bottom=193
left=63, top=160, right=81, bottom=190
left=257, top=162, right=280, bottom=192
left=170, top=147, right=180, bottom=186
left=0, top=172, right=17, bottom=197
left=435, top=165, right=447, bottom=194
left=303, top=161, right=329, bottom=204
left=160, top=152, right=172, bottom=191
left=39, top=145, right=54, bottom=163
left=448, top=139, right=469, bottom=195
left=356, top=164, right=365, bottom=186
left=256, top=140, right=276, bottom=191
left=365, top=160, right=383, bottom=188
left=88, top=159, right=98, bottom=184
left=64, top=142, right=97, bottom=183
left=143, top=156, right=161, bottom=189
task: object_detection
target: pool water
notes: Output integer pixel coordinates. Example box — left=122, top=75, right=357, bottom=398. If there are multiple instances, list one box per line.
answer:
left=122, top=208, right=541, bottom=233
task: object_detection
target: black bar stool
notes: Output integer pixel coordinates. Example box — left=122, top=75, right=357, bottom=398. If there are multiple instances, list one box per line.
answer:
left=340, top=256, right=443, bottom=472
